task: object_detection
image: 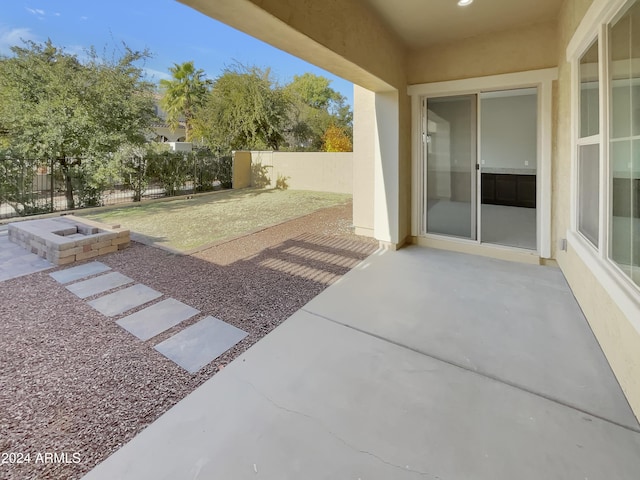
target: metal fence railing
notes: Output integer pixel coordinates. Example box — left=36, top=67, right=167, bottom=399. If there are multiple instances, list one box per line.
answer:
left=0, top=152, right=232, bottom=220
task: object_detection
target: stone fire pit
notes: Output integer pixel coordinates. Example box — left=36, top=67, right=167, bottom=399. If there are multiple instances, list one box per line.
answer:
left=8, top=215, right=130, bottom=266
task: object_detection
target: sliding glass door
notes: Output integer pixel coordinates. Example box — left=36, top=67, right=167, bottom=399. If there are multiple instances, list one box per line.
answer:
left=425, top=95, right=477, bottom=239
left=424, top=89, right=539, bottom=250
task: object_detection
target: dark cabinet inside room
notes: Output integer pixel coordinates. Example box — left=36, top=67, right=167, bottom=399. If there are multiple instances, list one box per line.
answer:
left=481, top=173, right=536, bottom=208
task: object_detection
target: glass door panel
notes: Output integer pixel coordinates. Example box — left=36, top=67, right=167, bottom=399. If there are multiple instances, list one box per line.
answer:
left=426, top=95, right=477, bottom=239
left=480, top=88, right=538, bottom=250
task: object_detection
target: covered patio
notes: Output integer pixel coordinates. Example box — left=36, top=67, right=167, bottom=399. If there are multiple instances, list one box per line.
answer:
left=174, top=0, right=640, bottom=419
left=83, top=247, right=640, bottom=479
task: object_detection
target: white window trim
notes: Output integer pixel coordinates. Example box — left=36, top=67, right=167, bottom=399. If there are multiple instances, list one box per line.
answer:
left=567, top=0, right=640, bottom=332
left=566, top=0, right=629, bottom=62
left=408, top=68, right=557, bottom=258
left=572, top=33, right=605, bottom=251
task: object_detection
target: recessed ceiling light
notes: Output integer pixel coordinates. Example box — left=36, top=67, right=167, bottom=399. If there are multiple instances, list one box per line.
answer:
left=458, top=0, right=473, bottom=6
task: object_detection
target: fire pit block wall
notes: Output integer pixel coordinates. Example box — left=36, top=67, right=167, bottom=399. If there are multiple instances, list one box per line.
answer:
left=8, top=215, right=130, bottom=266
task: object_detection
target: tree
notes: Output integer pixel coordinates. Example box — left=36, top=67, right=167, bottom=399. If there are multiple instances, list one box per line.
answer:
left=285, top=73, right=337, bottom=110
left=283, top=73, right=352, bottom=151
left=193, top=64, right=289, bottom=153
left=114, top=143, right=148, bottom=202
left=322, top=124, right=353, bottom=152
left=0, top=150, right=44, bottom=215
left=0, top=40, right=156, bottom=209
left=159, top=61, right=211, bottom=142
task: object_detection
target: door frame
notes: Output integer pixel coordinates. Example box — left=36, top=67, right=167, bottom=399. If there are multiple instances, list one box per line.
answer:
left=408, top=68, right=558, bottom=259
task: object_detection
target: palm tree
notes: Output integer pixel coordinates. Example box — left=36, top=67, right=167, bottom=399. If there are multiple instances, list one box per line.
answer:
left=159, top=61, right=210, bottom=142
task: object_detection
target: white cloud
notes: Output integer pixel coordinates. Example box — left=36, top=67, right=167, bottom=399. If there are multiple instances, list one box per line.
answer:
left=26, top=8, right=46, bottom=16
left=0, top=27, right=39, bottom=55
left=80, top=16, right=88, bottom=21
left=54, top=12, right=61, bottom=17
left=143, top=68, right=171, bottom=82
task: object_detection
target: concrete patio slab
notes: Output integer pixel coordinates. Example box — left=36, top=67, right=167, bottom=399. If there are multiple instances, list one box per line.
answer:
left=65, top=271, right=134, bottom=299
left=117, top=298, right=200, bottom=341
left=82, top=310, right=640, bottom=480
left=154, top=316, right=247, bottom=373
left=87, top=284, right=162, bottom=317
left=49, top=261, right=111, bottom=284
left=0, top=235, right=53, bottom=282
left=303, top=247, right=639, bottom=430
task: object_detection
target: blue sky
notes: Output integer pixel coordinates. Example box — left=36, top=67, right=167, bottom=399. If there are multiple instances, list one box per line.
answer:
left=0, top=0, right=354, bottom=106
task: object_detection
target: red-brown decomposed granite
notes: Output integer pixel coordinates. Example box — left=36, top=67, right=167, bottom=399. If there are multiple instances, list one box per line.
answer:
left=0, top=202, right=378, bottom=480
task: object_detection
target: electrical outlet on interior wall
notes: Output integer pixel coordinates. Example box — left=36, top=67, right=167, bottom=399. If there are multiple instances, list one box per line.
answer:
left=525, top=161, right=529, bottom=166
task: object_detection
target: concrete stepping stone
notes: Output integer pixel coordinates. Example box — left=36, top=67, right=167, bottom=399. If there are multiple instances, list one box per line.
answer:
left=87, top=284, right=162, bottom=317
left=154, top=316, right=248, bottom=373
left=117, top=298, right=200, bottom=340
left=50, top=261, right=111, bottom=284
left=65, top=271, right=134, bottom=299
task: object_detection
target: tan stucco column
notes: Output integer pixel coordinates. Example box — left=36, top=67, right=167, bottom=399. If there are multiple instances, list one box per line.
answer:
left=352, top=86, right=375, bottom=238
left=353, top=86, right=401, bottom=246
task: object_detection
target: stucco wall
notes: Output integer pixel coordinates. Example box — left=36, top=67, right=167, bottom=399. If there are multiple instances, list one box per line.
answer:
left=562, top=243, right=640, bottom=418
left=353, top=86, right=376, bottom=236
left=181, top=0, right=406, bottom=92
left=408, top=21, right=559, bottom=85
left=232, top=151, right=252, bottom=189
left=553, top=0, right=640, bottom=419
left=399, top=90, right=412, bottom=246
left=246, top=151, right=353, bottom=194
left=554, top=0, right=595, bottom=257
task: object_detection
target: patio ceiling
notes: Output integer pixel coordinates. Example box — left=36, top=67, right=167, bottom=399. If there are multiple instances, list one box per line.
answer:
left=364, top=0, right=562, bottom=49
left=178, top=0, right=562, bottom=91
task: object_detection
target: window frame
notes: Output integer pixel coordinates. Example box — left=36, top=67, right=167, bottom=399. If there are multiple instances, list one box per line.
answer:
left=572, top=31, right=608, bottom=253
left=568, top=0, right=640, bottom=317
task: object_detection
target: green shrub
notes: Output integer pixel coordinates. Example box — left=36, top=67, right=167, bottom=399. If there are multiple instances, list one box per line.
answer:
left=146, top=150, right=191, bottom=196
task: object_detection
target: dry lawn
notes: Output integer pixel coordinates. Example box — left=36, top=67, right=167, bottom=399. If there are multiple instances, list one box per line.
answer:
left=81, top=189, right=351, bottom=251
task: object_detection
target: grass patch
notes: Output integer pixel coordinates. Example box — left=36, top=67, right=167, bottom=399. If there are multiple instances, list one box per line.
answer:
left=81, top=189, right=351, bottom=251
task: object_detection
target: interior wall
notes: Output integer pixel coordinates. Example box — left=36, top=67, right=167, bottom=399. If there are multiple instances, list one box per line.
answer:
left=407, top=21, right=558, bottom=85
left=481, top=93, right=538, bottom=171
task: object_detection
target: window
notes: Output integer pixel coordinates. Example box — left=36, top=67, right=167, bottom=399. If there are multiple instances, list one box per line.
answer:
left=577, top=40, right=601, bottom=247
left=609, top=1, right=640, bottom=287
left=578, top=143, right=600, bottom=245
left=572, top=0, right=640, bottom=290
left=580, top=40, right=600, bottom=138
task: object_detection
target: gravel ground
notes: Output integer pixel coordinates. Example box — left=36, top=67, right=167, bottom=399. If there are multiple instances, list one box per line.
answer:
left=0, top=201, right=378, bottom=480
